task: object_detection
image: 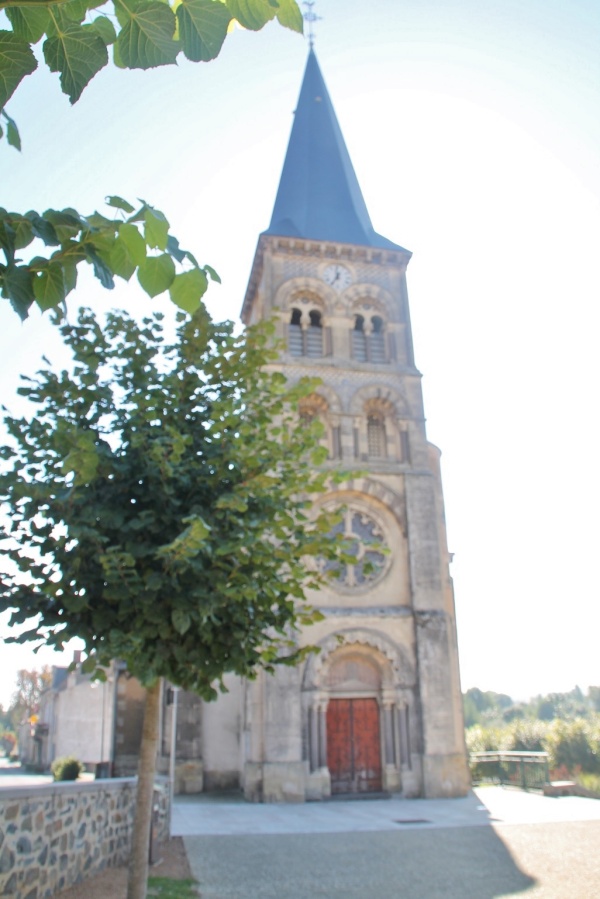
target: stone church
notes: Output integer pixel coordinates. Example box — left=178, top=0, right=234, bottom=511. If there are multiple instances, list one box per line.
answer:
left=162, top=48, right=469, bottom=802
left=37, top=50, right=469, bottom=802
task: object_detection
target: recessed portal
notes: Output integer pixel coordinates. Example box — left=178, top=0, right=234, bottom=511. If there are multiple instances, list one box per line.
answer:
left=326, top=697, right=382, bottom=794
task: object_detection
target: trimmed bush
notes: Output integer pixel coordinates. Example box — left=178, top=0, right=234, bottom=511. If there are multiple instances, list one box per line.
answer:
left=51, top=755, right=83, bottom=781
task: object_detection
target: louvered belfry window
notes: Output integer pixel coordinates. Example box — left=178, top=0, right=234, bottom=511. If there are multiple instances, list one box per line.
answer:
left=351, top=313, right=386, bottom=363
left=370, top=316, right=386, bottom=363
left=306, top=310, right=323, bottom=357
left=289, top=307, right=323, bottom=357
left=289, top=308, right=303, bottom=356
left=352, top=315, right=367, bottom=361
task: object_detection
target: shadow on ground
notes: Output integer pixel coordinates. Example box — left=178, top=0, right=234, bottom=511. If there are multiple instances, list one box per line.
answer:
left=185, top=826, right=536, bottom=899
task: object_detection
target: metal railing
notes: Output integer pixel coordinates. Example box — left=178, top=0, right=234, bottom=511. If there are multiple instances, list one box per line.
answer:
left=470, top=750, right=550, bottom=790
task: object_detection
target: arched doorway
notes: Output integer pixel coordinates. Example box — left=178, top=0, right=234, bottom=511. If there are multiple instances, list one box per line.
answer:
left=325, top=652, right=382, bottom=794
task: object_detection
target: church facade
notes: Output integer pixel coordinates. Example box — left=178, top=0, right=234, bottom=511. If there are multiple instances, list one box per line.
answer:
left=187, top=49, right=469, bottom=801
left=35, top=50, right=469, bottom=802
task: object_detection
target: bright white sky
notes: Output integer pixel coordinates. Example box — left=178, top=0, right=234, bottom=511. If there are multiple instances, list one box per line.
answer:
left=1, top=0, right=599, bottom=709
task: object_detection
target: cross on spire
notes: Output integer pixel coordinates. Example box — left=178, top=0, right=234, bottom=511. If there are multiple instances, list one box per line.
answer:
left=302, top=1, right=321, bottom=48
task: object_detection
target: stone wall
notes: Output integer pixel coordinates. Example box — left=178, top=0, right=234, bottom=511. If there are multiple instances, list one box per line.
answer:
left=0, top=777, right=169, bottom=899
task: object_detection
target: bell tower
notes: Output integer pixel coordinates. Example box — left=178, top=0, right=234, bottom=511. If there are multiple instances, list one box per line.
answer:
left=239, top=49, right=469, bottom=800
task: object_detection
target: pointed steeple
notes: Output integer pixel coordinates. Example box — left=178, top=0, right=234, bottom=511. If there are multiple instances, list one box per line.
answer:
left=264, top=49, right=404, bottom=251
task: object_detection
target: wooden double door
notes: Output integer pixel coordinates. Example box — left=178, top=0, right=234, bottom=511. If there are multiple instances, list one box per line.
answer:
left=326, top=697, right=382, bottom=794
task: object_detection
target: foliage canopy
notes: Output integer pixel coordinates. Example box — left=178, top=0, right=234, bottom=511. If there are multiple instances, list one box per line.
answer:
left=0, top=305, right=348, bottom=698
left=0, top=196, right=218, bottom=321
left=0, top=0, right=303, bottom=147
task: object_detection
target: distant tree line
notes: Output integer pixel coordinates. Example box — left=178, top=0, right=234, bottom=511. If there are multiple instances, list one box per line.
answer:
left=463, top=685, right=600, bottom=728
left=464, top=686, right=600, bottom=790
left=0, top=668, right=51, bottom=755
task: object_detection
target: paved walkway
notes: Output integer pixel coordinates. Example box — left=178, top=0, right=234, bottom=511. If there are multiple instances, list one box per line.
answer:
left=174, top=788, right=600, bottom=898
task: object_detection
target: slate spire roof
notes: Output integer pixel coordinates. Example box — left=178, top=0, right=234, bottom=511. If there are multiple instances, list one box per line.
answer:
left=264, top=49, right=404, bottom=251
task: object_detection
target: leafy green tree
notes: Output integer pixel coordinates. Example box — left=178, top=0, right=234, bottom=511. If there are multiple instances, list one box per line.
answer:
left=0, top=305, right=348, bottom=898
left=589, top=686, right=600, bottom=712
left=545, top=718, right=600, bottom=775
left=0, top=196, right=219, bottom=321
left=0, top=0, right=303, bottom=148
left=1, top=0, right=304, bottom=324
left=462, top=687, right=514, bottom=727
left=8, top=667, right=51, bottom=728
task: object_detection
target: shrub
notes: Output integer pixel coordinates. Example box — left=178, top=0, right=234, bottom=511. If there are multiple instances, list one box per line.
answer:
left=51, top=756, right=83, bottom=781
left=575, top=772, right=600, bottom=796
left=544, top=718, right=600, bottom=774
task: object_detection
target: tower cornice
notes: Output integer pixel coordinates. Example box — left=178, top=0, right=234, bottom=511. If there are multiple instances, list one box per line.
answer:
left=241, top=234, right=412, bottom=323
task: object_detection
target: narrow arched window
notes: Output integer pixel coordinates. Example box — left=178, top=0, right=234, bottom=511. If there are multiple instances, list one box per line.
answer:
left=370, top=316, right=386, bottom=363
left=352, top=315, right=367, bottom=361
left=306, top=310, right=323, bottom=357
left=367, top=415, right=386, bottom=458
left=289, top=307, right=303, bottom=356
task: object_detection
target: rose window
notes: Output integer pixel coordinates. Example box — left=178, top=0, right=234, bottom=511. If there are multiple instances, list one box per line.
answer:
left=324, top=507, right=388, bottom=590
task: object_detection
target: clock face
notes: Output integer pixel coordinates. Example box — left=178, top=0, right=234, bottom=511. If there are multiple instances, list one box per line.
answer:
left=323, top=263, right=352, bottom=291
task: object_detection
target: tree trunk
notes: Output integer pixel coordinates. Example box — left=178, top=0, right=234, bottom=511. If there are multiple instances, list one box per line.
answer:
left=127, top=679, right=161, bottom=899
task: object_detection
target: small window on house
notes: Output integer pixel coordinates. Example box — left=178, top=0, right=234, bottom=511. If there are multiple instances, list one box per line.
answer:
left=367, top=415, right=386, bottom=458
left=352, top=315, right=367, bottom=361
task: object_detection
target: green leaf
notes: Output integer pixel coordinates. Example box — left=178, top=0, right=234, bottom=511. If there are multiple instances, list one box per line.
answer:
left=137, top=253, right=176, bottom=297
left=144, top=206, right=169, bottom=250
left=274, top=0, right=302, bottom=32
left=33, top=261, right=66, bottom=311
left=25, top=211, right=59, bottom=245
left=0, top=213, right=33, bottom=255
left=3, top=110, right=20, bottom=150
left=1, top=263, right=35, bottom=319
left=166, top=235, right=186, bottom=262
left=106, top=195, right=135, bottom=214
left=112, top=38, right=126, bottom=68
left=171, top=609, right=191, bottom=635
left=62, top=259, right=78, bottom=295
left=109, top=234, right=137, bottom=280
left=43, top=23, right=108, bottom=104
left=5, top=7, right=50, bottom=44
left=85, top=245, right=115, bottom=289
left=225, top=0, right=277, bottom=31
left=0, top=31, right=38, bottom=110
left=88, top=15, right=117, bottom=45
left=168, top=267, right=207, bottom=312
left=116, top=2, right=179, bottom=70
left=61, top=0, right=89, bottom=24
left=176, top=0, right=231, bottom=63
left=81, top=655, right=96, bottom=674
left=118, top=222, right=146, bottom=265
left=204, top=264, right=221, bottom=283
left=62, top=429, right=100, bottom=484
left=43, top=209, right=82, bottom=242
left=214, top=493, right=248, bottom=513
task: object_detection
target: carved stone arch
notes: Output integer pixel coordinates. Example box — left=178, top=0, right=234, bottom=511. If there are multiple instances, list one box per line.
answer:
left=302, top=628, right=415, bottom=692
left=350, top=300, right=388, bottom=328
left=274, top=277, right=334, bottom=319
left=365, top=396, right=395, bottom=419
left=343, top=283, right=395, bottom=318
left=320, top=478, right=407, bottom=535
left=310, top=383, right=342, bottom=417
left=299, top=392, right=329, bottom=418
left=349, top=384, right=410, bottom=419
